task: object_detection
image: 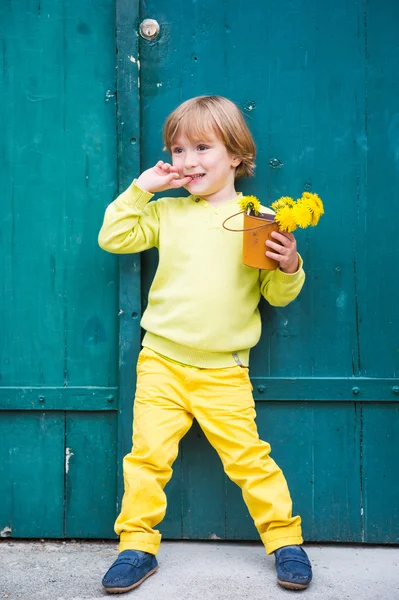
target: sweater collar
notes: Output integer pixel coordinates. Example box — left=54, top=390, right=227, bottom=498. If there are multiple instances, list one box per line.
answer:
left=190, top=191, right=243, bottom=209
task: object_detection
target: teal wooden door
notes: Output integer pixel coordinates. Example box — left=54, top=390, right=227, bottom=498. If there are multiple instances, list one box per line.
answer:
left=136, top=0, right=399, bottom=543
left=0, top=2, right=119, bottom=537
left=1, top=0, right=398, bottom=544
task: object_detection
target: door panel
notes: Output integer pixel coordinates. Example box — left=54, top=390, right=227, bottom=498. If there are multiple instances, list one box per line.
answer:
left=138, top=0, right=399, bottom=543
left=0, top=0, right=119, bottom=537
left=0, top=413, right=65, bottom=538
left=362, top=404, right=399, bottom=543
left=65, top=413, right=117, bottom=538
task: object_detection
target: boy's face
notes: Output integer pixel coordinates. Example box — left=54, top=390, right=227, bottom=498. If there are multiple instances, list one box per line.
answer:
left=170, top=131, right=241, bottom=200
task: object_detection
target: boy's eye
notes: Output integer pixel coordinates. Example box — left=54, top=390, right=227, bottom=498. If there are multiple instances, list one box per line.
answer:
left=172, top=148, right=183, bottom=154
left=197, top=145, right=209, bottom=151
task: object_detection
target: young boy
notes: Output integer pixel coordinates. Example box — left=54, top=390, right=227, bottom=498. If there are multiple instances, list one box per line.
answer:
left=98, top=95, right=312, bottom=593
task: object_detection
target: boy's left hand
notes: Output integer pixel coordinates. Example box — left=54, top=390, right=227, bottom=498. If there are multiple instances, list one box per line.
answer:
left=265, top=231, right=299, bottom=273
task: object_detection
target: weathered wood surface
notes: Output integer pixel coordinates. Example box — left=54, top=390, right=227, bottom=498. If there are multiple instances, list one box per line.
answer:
left=1, top=0, right=398, bottom=542
left=139, top=0, right=399, bottom=543
left=0, top=0, right=119, bottom=537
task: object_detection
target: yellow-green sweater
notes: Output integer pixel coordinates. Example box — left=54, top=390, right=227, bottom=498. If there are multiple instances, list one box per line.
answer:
left=98, top=181, right=305, bottom=368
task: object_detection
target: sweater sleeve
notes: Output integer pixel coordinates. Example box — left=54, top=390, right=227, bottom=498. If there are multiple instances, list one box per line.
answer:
left=259, top=253, right=305, bottom=307
left=98, top=180, right=159, bottom=254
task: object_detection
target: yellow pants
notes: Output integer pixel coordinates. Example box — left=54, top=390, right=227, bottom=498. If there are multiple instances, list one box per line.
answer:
left=115, top=348, right=303, bottom=555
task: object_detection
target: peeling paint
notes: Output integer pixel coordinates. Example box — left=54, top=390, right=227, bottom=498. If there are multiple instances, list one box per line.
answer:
left=105, top=89, right=115, bottom=102
left=128, top=55, right=140, bottom=68
left=209, top=533, right=221, bottom=540
left=156, top=82, right=163, bottom=87
left=336, top=291, right=347, bottom=309
left=1, top=526, right=12, bottom=537
left=65, top=447, right=74, bottom=473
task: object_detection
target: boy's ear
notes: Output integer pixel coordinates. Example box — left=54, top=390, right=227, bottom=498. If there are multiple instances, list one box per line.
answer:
left=231, top=156, right=242, bottom=168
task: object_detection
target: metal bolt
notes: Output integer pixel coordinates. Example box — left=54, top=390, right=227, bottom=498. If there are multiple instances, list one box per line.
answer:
left=107, top=395, right=114, bottom=403
left=257, top=385, right=265, bottom=393
left=392, top=386, right=399, bottom=395
left=139, top=19, right=160, bottom=40
left=244, top=101, right=256, bottom=112
left=38, top=396, right=45, bottom=403
left=352, top=387, right=360, bottom=395
left=269, top=158, right=283, bottom=168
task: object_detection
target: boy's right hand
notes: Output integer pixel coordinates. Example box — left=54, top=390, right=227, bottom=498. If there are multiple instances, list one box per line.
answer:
left=136, top=161, right=192, bottom=194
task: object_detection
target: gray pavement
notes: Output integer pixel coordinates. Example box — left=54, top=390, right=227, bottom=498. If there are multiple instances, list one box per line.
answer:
left=0, top=540, right=398, bottom=600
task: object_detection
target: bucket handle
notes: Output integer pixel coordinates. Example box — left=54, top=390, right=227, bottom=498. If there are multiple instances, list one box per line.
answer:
left=222, top=210, right=276, bottom=232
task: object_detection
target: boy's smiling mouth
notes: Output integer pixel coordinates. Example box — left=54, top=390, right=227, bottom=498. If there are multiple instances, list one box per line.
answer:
left=187, top=173, right=205, bottom=181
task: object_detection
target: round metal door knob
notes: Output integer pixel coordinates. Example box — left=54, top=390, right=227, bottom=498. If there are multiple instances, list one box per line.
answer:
left=139, top=19, right=160, bottom=40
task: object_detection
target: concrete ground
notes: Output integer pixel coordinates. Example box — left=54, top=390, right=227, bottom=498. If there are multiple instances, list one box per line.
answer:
left=0, top=540, right=398, bottom=600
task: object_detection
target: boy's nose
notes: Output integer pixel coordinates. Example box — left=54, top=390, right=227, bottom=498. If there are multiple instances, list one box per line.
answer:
left=184, top=152, right=198, bottom=168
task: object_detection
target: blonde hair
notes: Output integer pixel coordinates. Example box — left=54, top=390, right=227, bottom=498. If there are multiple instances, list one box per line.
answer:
left=163, top=95, right=256, bottom=178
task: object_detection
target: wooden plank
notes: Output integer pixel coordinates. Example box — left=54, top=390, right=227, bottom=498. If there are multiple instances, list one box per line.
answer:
left=248, top=0, right=365, bottom=380
left=160, top=452, right=183, bottom=539
left=65, top=412, right=118, bottom=538
left=226, top=402, right=362, bottom=542
left=225, top=477, right=258, bottom=541
left=0, top=387, right=118, bottom=410
left=362, top=403, right=399, bottom=543
left=1, top=380, right=397, bottom=409
left=0, top=2, right=67, bottom=386
left=354, top=0, right=399, bottom=378
left=115, top=0, right=142, bottom=505
left=0, top=412, right=64, bottom=538
left=256, top=402, right=361, bottom=542
left=60, top=0, right=119, bottom=387
left=181, top=421, right=226, bottom=540
left=0, top=1, right=118, bottom=387
left=251, top=378, right=399, bottom=402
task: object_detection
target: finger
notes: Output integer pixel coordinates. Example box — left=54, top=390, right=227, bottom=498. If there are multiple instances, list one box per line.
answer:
left=165, top=172, right=180, bottom=181
left=169, top=176, right=192, bottom=188
left=161, top=163, right=172, bottom=172
left=153, top=161, right=166, bottom=174
left=169, top=166, right=180, bottom=173
left=276, top=230, right=295, bottom=242
left=266, top=240, right=287, bottom=254
left=271, top=231, right=294, bottom=246
left=265, top=251, right=283, bottom=261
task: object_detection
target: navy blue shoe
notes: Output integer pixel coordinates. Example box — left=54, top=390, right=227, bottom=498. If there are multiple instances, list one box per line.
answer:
left=102, top=550, right=158, bottom=594
left=274, top=545, right=312, bottom=590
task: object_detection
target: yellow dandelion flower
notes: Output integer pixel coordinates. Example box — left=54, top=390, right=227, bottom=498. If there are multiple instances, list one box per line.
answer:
left=301, top=192, right=324, bottom=226
left=271, top=196, right=295, bottom=212
left=238, top=195, right=261, bottom=215
left=309, top=206, right=321, bottom=226
left=302, top=192, right=324, bottom=214
left=292, top=200, right=312, bottom=228
left=275, top=205, right=297, bottom=232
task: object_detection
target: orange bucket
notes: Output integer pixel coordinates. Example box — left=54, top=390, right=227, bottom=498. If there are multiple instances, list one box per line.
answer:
left=223, top=211, right=281, bottom=270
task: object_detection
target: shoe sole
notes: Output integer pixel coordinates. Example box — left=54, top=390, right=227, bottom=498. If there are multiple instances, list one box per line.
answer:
left=104, top=566, right=159, bottom=594
left=277, top=577, right=309, bottom=591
